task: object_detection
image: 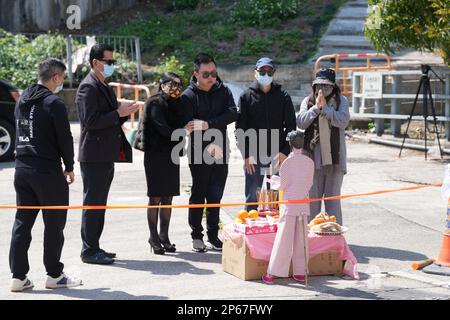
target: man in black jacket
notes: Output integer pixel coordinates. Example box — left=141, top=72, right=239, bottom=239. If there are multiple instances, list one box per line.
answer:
left=76, top=44, right=138, bottom=265
left=182, top=53, right=238, bottom=252
left=9, top=58, right=82, bottom=292
left=235, top=57, right=296, bottom=211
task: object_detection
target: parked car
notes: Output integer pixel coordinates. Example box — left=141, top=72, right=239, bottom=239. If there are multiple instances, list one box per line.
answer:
left=0, top=80, right=20, bottom=161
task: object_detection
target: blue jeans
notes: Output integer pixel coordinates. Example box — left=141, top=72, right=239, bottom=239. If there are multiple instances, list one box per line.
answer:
left=244, top=163, right=271, bottom=211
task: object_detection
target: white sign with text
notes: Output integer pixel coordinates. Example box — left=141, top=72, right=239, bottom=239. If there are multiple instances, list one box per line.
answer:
left=363, top=72, right=383, bottom=99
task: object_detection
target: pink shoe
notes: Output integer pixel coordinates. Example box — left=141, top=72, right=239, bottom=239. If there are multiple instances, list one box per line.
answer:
left=293, top=274, right=305, bottom=282
left=262, top=275, right=274, bottom=284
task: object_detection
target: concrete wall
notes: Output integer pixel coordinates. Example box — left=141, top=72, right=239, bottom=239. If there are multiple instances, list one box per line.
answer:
left=0, top=0, right=138, bottom=33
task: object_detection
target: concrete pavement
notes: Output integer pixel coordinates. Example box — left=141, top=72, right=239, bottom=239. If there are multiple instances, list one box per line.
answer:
left=0, top=124, right=449, bottom=300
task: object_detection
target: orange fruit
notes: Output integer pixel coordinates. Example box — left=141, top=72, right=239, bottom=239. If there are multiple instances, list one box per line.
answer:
left=234, top=218, right=245, bottom=224
left=248, top=210, right=259, bottom=219
left=237, top=209, right=248, bottom=220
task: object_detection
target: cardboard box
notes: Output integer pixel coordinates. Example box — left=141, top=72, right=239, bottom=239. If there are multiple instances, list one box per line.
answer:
left=223, top=238, right=344, bottom=280
left=308, top=251, right=344, bottom=276
left=222, top=238, right=269, bottom=281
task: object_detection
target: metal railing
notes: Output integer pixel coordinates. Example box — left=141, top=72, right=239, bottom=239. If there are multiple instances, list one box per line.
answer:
left=67, top=34, right=143, bottom=86
left=314, top=53, right=393, bottom=97
left=109, top=82, right=151, bottom=129
left=0, top=33, right=142, bottom=88
left=351, top=70, right=450, bottom=140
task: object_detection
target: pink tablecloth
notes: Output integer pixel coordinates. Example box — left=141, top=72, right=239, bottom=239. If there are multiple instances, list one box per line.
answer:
left=223, top=224, right=359, bottom=279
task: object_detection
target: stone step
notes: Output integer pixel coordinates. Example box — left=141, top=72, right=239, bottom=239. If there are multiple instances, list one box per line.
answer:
left=320, top=35, right=373, bottom=48
left=313, top=48, right=380, bottom=59
left=326, top=19, right=366, bottom=36
left=286, top=89, right=307, bottom=95
left=290, top=95, right=304, bottom=101
left=335, top=6, right=369, bottom=20
left=347, top=0, right=370, bottom=7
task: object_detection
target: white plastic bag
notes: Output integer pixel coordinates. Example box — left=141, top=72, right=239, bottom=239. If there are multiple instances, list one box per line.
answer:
left=267, top=175, right=281, bottom=190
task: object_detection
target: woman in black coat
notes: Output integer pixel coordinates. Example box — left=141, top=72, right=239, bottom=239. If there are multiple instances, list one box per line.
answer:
left=135, top=73, right=191, bottom=254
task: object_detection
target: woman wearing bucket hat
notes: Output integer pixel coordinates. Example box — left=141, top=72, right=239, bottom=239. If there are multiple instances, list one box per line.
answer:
left=296, top=68, right=350, bottom=225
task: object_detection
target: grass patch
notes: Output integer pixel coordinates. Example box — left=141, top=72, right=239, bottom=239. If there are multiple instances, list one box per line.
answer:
left=111, top=0, right=347, bottom=80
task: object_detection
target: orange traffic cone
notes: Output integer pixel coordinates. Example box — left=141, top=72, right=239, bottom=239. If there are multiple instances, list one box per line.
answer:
left=423, top=168, right=450, bottom=274
left=436, top=194, right=450, bottom=267
left=436, top=234, right=450, bottom=267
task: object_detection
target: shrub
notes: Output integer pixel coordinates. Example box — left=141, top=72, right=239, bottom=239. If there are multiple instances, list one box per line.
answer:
left=154, top=55, right=191, bottom=86
left=365, top=0, right=450, bottom=64
left=240, top=36, right=274, bottom=56
left=0, top=30, right=67, bottom=88
left=231, top=0, right=301, bottom=27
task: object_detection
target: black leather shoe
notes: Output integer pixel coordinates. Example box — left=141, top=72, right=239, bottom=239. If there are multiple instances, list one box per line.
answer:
left=161, top=242, right=176, bottom=253
left=99, top=249, right=116, bottom=259
left=81, top=252, right=114, bottom=265
left=159, top=237, right=176, bottom=253
left=149, top=238, right=165, bottom=255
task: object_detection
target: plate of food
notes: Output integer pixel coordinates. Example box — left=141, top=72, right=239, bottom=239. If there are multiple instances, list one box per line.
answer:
left=308, top=212, right=336, bottom=227
left=310, top=222, right=349, bottom=235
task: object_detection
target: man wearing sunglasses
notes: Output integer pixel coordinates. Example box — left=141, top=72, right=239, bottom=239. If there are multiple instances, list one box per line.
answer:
left=236, top=57, right=296, bottom=211
left=76, top=44, right=139, bottom=265
left=182, top=53, right=238, bottom=253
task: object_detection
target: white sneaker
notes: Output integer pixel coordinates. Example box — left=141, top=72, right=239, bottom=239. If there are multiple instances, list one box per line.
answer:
left=10, top=278, right=34, bottom=292
left=45, top=273, right=82, bottom=289
left=192, top=239, right=207, bottom=252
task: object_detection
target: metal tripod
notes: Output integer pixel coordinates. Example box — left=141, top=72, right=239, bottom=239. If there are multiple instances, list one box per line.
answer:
left=399, top=64, right=445, bottom=160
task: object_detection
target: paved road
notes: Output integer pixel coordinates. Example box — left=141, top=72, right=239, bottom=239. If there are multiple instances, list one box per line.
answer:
left=0, top=124, right=449, bottom=299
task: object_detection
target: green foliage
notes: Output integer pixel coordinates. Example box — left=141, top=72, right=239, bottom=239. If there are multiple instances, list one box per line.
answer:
left=210, top=25, right=238, bottom=42
left=154, top=55, right=191, bottom=85
left=239, top=31, right=304, bottom=58
left=0, top=30, right=66, bottom=89
left=270, top=31, right=303, bottom=50
left=114, top=1, right=346, bottom=66
left=365, top=0, right=450, bottom=65
left=240, top=37, right=274, bottom=56
left=230, top=0, right=301, bottom=27
left=0, top=28, right=140, bottom=88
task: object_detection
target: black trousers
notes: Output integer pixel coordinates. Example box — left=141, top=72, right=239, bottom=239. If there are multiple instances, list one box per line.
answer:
left=9, top=168, right=68, bottom=279
left=188, top=163, right=228, bottom=240
left=80, top=162, right=114, bottom=257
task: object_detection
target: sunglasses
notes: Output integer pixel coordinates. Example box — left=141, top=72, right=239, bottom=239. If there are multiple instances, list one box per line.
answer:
left=163, top=80, right=182, bottom=88
left=257, top=69, right=275, bottom=77
left=200, top=71, right=218, bottom=79
left=99, top=59, right=117, bottom=66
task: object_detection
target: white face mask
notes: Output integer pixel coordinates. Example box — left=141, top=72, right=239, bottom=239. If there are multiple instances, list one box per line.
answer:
left=256, top=74, right=273, bottom=86
left=53, top=84, right=63, bottom=94
left=53, top=76, right=64, bottom=94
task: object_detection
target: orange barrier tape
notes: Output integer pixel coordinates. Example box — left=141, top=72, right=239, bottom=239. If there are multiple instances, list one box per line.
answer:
left=0, top=182, right=442, bottom=211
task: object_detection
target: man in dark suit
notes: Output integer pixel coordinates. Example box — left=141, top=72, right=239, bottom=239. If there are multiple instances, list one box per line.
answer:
left=76, top=44, right=138, bottom=265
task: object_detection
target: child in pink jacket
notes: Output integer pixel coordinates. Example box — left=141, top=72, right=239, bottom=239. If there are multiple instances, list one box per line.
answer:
left=263, top=131, right=314, bottom=284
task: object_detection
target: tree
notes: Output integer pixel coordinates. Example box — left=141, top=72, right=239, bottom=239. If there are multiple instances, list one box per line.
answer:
left=364, top=0, right=450, bottom=65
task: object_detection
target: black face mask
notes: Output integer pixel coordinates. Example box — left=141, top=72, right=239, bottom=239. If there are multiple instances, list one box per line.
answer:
left=162, top=84, right=182, bottom=99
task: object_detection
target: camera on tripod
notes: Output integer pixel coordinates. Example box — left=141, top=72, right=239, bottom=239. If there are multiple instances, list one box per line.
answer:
left=399, top=64, right=446, bottom=160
